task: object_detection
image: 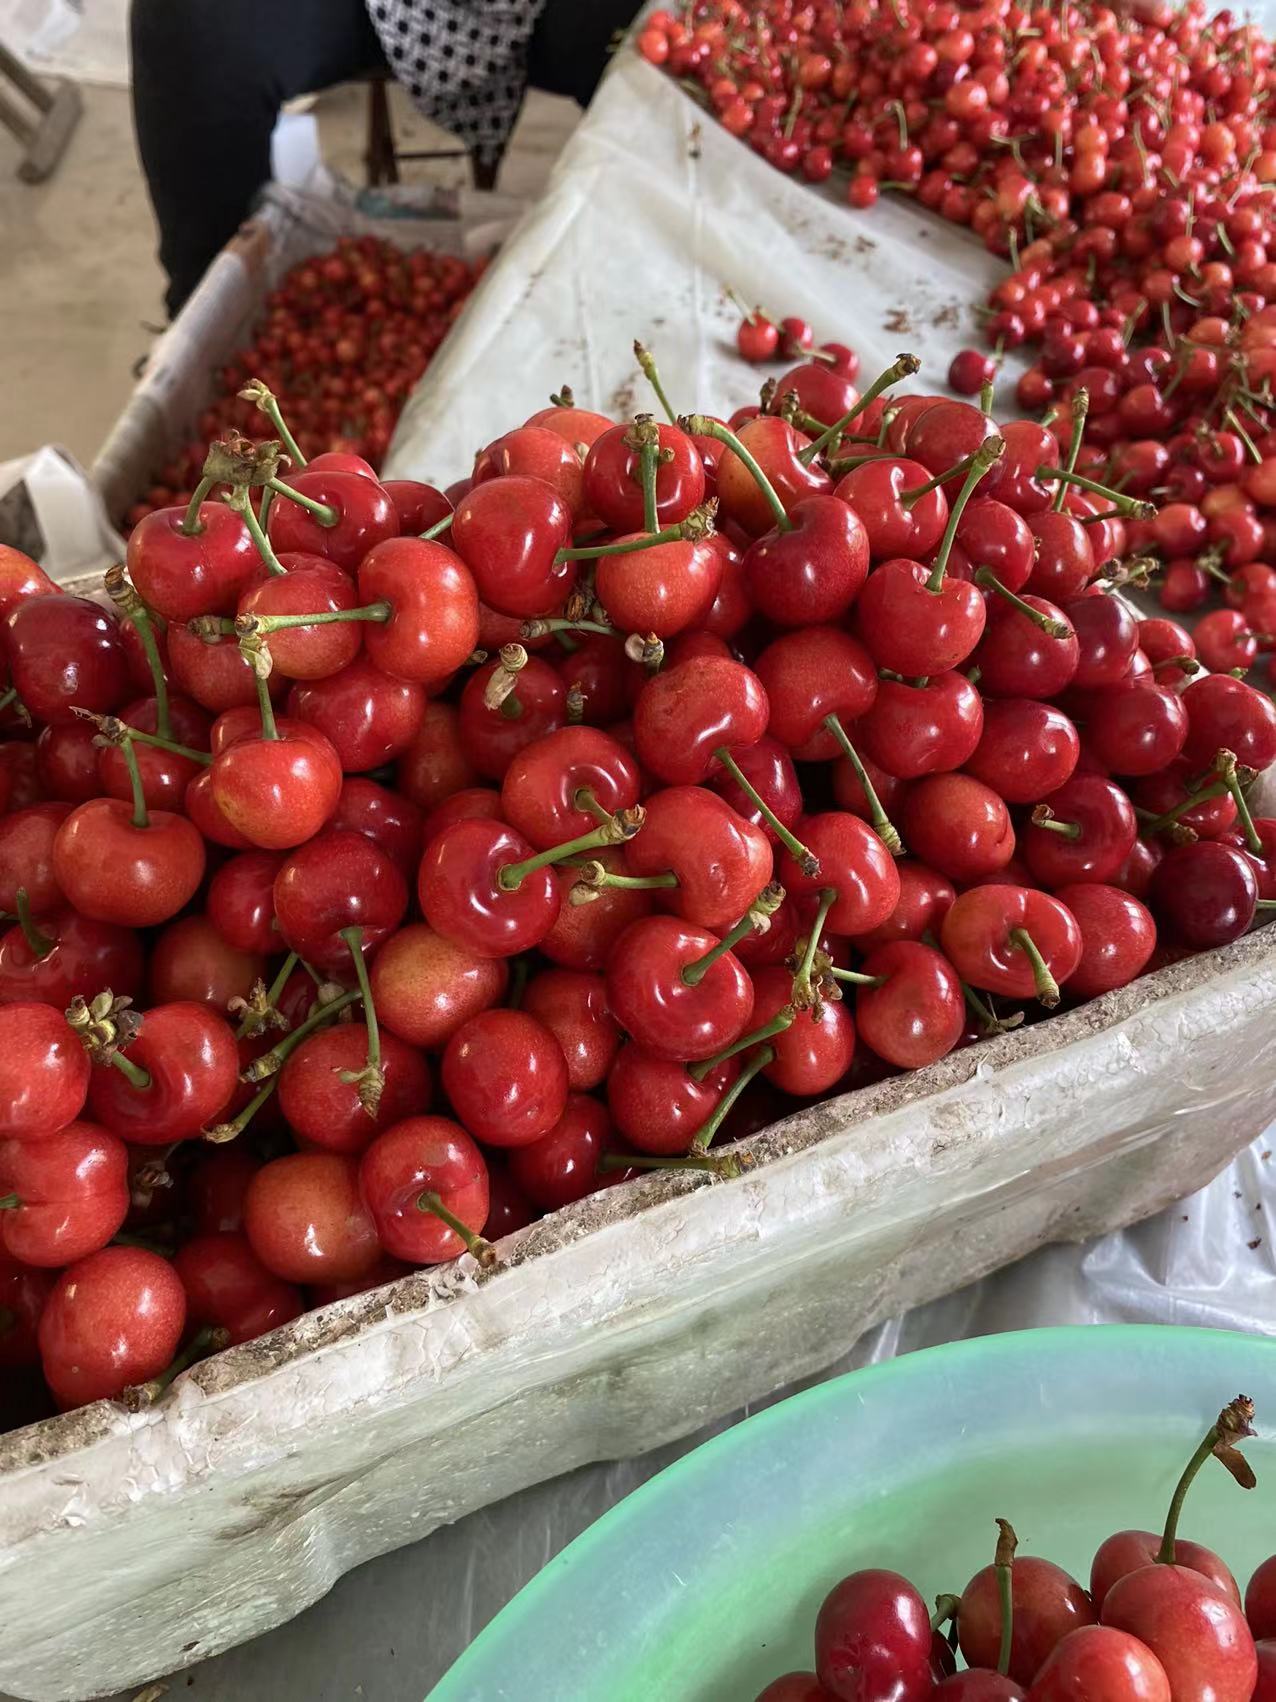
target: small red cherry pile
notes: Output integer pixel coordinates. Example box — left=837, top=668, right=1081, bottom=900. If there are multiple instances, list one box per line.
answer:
left=1, top=340, right=1274, bottom=1421
left=755, top=1396, right=1269, bottom=1702
left=122, top=235, right=484, bottom=531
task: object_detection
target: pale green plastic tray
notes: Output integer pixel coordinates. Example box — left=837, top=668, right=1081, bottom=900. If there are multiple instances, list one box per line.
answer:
left=428, top=1326, right=1275, bottom=1701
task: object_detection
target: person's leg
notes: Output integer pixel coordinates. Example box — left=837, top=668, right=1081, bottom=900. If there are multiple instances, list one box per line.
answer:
left=130, top=0, right=385, bottom=315
left=525, top=0, right=644, bottom=109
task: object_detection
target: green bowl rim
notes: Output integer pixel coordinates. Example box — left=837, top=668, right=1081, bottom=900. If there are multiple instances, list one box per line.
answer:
left=427, top=1323, right=1272, bottom=1699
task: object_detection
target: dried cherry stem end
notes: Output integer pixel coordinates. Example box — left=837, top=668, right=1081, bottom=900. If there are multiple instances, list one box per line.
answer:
left=239, top=379, right=307, bottom=468
left=265, top=478, right=338, bottom=528
left=689, top=1044, right=775, bottom=1153
left=797, top=352, right=922, bottom=466
left=568, top=862, right=677, bottom=904
left=339, top=928, right=383, bottom=1118
left=0, top=1194, right=18, bottom=1211
left=925, top=437, right=1005, bottom=591
left=1009, top=927, right=1060, bottom=1008
left=931, top=1594, right=962, bottom=1632
left=73, top=710, right=211, bottom=768
left=415, top=1191, right=497, bottom=1267
left=237, top=602, right=392, bottom=636
left=202, top=1077, right=278, bottom=1145
left=1052, top=387, right=1090, bottom=513
left=1030, top=804, right=1082, bottom=840
left=104, top=566, right=170, bottom=737
left=498, top=809, right=646, bottom=892
left=180, top=475, right=216, bottom=536
left=1215, top=749, right=1263, bottom=854
left=556, top=502, right=716, bottom=561
left=713, top=747, right=819, bottom=873
left=822, top=714, right=904, bottom=854
left=679, top=414, right=792, bottom=532
left=791, top=887, right=839, bottom=1011
left=974, top=568, right=1073, bottom=638
left=682, top=883, right=785, bottom=987
left=229, top=950, right=300, bottom=1040
left=121, top=1326, right=229, bottom=1411
left=240, top=984, right=362, bottom=1083
left=1156, top=1395, right=1256, bottom=1564
left=634, top=340, right=677, bottom=425
left=15, top=887, right=54, bottom=959
left=995, top=1519, right=1018, bottom=1676
left=689, top=1010, right=794, bottom=1083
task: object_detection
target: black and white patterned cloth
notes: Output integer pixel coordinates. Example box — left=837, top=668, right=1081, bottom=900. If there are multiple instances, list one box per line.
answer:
left=364, top=0, right=548, bottom=165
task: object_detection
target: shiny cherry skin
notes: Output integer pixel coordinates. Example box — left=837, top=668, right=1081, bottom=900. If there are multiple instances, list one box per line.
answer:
left=146, top=913, right=264, bottom=1010
left=173, top=1230, right=303, bottom=1346
left=855, top=941, right=965, bottom=1068
left=289, top=656, right=426, bottom=771
left=1257, top=1642, right=1276, bottom=1702
left=521, top=970, right=620, bottom=1092
left=606, top=1046, right=737, bottom=1155
left=0, top=1250, right=54, bottom=1368
left=421, top=785, right=502, bottom=849
left=278, top=1025, right=431, bottom=1155
left=442, top=1009, right=569, bottom=1147
left=1026, top=1624, right=1170, bottom=1702
left=0, top=1120, right=128, bottom=1265
left=97, top=695, right=212, bottom=812
left=851, top=862, right=955, bottom=951
left=1182, top=674, right=1276, bottom=772
left=751, top=965, right=855, bottom=1095
left=34, top=720, right=103, bottom=803
left=756, top=626, right=878, bottom=759
left=934, top=1676, right=1024, bottom=1701
left=356, top=537, right=480, bottom=684
left=38, top=1244, right=186, bottom=1408
left=1132, top=761, right=1238, bottom=841
left=0, top=544, right=57, bottom=616
left=744, top=496, right=871, bottom=627
left=52, top=791, right=207, bottom=927
left=169, top=616, right=282, bottom=714
left=244, top=1152, right=381, bottom=1285
left=419, top=817, right=560, bottom=958
left=1052, top=884, right=1157, bottom=997
left=814, top=1569, right=934, bottom=1702
left=450, top=475, right=575, bottom=618
left=397, top=701, right=478, bottom=809
left=483, top=1165, right=537, bottom=1239
left=473, top=425, right=586, bottom=516
left=753, top=1672, right=834, bottom=1702
left=606, top=914, right=752, bottom=1062
left=206, top=850, right=283, bottom=954
left=965, top=701, right=1080, bottom=803
left=5, top=594, right=131, bottom=724
left=330, top=776, right=424, bottom=875
left=836, top=458, right=948, bottom=561
left=857, top=671, right=984, bottom=778
left=209, top=722, right=343, bottom=851
left=708, top=736, right=804, bottom=842
left=633, top=656, right=769, bottom=786
left=625, top=786, right=773, bottom=936
left=784, top=813, right=901, bottom=934
left=1150, top=841, right=1259, bottom=948
left=858, top=556, right=985, bottom=675
left=381, top=478, right=452, bottom=534
left=0, top=802, right=72, bottom=913
left=369, top=923, right=508, bottom=1051
left=1023, top=776, right=1138, bottom=887
left=525, top=399, right=615, bottom=448
left=237, top=557, right=364, bottom=679
left=960, top=1554, right=1096, bottom=1683
left=1082, top=685, right=1189, bottom=777
left=126, top=503, right=258, bottom=620
left=274, top=828, right=408, bottom=972
left=951, top=498, right=1037, bottom=591
left=267, top=468, right=398, bottom=569
left=0, top=1000, right=91, bottom=1138
left=1092, top=1531, right=1238, bottom=1613
left=360, top=1115, right=489, bottom=1262
left=508, top=1093, right=615, bottom=1211
left=1247, top=1557, right=1276, bottom=1639
left=974, top=596, right=1080, bottom=699
left=716, top=416, right=831, bottom=538
left=901, top=775, right=1016, bottom=884
left=459, top=653, right=567, bottom=781
left=598, top=534, right=723, bottom=637
left=0, top=907, right=143, bottom=1009
left=501, top=726, right=641, bottom=850
left=87, top=1001, right=238, bottom=1145
left=1065, top=593, right=1140, bottom=688
left=1025, top=512, right=1095, bottom=601
left=1102, top=1565, right=1257, bottom=1702
left=541, top=846, right=657, bottom=970
left=583, top=422, right=706, bottom=532
left=942, top=885, right=1083, bottom=1002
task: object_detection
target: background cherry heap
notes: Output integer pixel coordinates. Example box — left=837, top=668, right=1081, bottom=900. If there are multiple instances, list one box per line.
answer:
left=1, top=328, right=1275, bottom=1425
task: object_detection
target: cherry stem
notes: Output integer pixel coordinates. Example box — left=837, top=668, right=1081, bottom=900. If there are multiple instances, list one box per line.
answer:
left=240, top=602, right=392, bottom=636
left=124, top=1325, right=228, bottom=1409
left=340, top=927, right=383, bottom=1118
left=792, top=886, right=838, bottom=1009
left=1035, top=467, right=1154, bottom=519
left=1140, top=778, right=1229, bottom=832
left=255, top=672, right=278, bottom=743
left=930, top=1594, right=961, bottom=1632
left=240, top=985, right=362, bottom=1082
left=689, top=1044, right=775, bottom=1151
left=995, top=1519, right=1018, bottom=1676
left=829, top=966, right=889, bottom=987
left=599, top=1149, right=748, bottom=1180
left=0, top=1193, right=18, bottom=1211
left=1258, top=899, right=1276, bottom=910
left=180, top=475, right=215, bottom=536
left=523, top=617, right=621, bottom=640
left=556, top=508, right=715, bottom=561
left=416, top=1191, right=497, bottom=1266
left=1030, top=804, right=1081, bottom=840
left=88, top=716, right=210, bottom=767
left=925, top=438, right=1005, bottom=591
left=0, top=687, right=16, bottom=716
left=240, top=380, right=307, bottom=468
left=259, top=482, right=275, bottom=531
left=1224, top=407, right=1263, bottom=465
left=14, top=887, right=53, bottom=959
left=421, top=510, right=454, bottom=541
left=1216, top=749, right=1263, bottom=853
left=567, top=861, right=677, bottom=903
left=104, top=567, right=170, bottom=737
left=821, top=715, right=904, bottom=855
left=974, top=569, right=1073, bottom=638
left=639, top=437, right=660, bottom=535
left=232, top=949, right=300, bottom=1040
left=1052, top=387, right=1090, bottom=513
left=109, top=1047, right=152, bottom=1092
left=118, top=733, right=150, bottom=831
left=634, top=340, right=677, bottom=425
left=499, top=810, right=644, bottom=892
left=689, top=1008, right=795, bottom=1082
left=1009, top=926, right=1060, bottom=1007
left=1156, top=1396, right=1256, bottom=1563
left=796, top=353, right=921, bottom=465
left=682, top=883, right=785, bottom=987
left=713, top=748, right=819, bottom=873
left=680, top=415, right=792, bottom=532
left=233, top=489, right=289, bottom=577
left=203, top=1077, right=278, bottom=1144
left=0, top=1306, right=13, bottom=1337
left=266, top=478, right=338, bottom=527
left=572, top=787, right=613, bottom=826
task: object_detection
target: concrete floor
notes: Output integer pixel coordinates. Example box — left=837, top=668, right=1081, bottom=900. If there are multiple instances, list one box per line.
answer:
left=0, top=77, right=577, bottom=467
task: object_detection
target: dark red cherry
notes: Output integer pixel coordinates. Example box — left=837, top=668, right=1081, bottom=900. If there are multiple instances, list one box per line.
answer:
left=5, top=595, right=130, bottom=724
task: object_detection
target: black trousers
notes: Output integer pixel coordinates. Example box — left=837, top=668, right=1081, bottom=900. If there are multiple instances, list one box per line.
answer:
left=131, top=0, right=639, bottom=315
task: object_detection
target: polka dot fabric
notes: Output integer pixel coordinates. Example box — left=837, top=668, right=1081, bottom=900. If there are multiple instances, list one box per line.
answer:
left=366, top=0, right=547, bottom=164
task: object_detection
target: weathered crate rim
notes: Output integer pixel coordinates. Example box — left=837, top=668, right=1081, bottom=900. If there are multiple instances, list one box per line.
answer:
left=4, top=920, right=1272, bottom=1478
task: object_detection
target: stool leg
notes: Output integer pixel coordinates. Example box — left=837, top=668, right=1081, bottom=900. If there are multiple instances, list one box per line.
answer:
left=365, top=80, right=399, bottom=187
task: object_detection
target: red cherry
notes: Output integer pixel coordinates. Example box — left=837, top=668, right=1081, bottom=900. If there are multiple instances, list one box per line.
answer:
left=207, top=850, right=283, bottom=954
left=356, top=537, right=480, bottom=683
left=1182, top=674, right=1276, bottom=772
left=857, top=672, right=984, bottom=778
left=716, top=416, right=832, bottom=538
left=857, top=555, right=986, bottom=675
left=501, top=726, right=641, bottom=850
left=397, top=700, right=478, bottom=808
left=814, top=1569, right=933, bottom=1702
left=966, top=701, right=1080, bottom=802
left=1248, top=1559, right=1276, bottom=1641
left=707, top=736, right=804, bottom=843
left=1065, top=593, right=1139, bottom=686
left=421, top=785, right=502, bottom=848
left=126, top=504, right=258, bottom=620
left=359, top=1115, right=489, bottom=1262
left=0, top=1000, right=91, bottom=1138
left=540, top=847, right=657, bottom=970
left=1023, top=776, right=1138, bottom=887
left=85, top=1000, right=238, bottom=1145
left=97, top=695, right=212, bottom=812
left=244, top=1152, right=381, bottom=1284
left=744, top=496, right=871, bottom=626
left=624, top=786, right=773, bottom=935
left=597, top=533, right=723, bottom=637
left=189, top=1145, right=259, bottom=1234
left=508, top=1093, right=616, bottom=1210
left=633, top=655, right=768, bottom=786
left=1094, top=1530, right=1239, bottom=1614
left=450, top=476, right=575, bottom=617
left=370, top=923, right=508, bottom=1051
left=1052, top=884, right=1157, bottom=997
left=0, top=1120, right=128, bottom=1265
left=836, top=459, right=948, bottom=560
left=473, top=425, right=586, bottom=516
left=782, top=813, right=900, bottom=933
left=974, top=596, right=1080, bottom=699
left=381, top=478, right=452, bottom=534
left=0, top=544, right=57, bottom=616
left=1025, top=511, right=1095, bottom=601
left=521, top=969, right=620, bottom=1091
left=0, top=802, right=72, bottom=913
left=1149, top=841, right=1258, bottom=947
left=941, top=886, right=1082, bottom=1005
left=209, top=718, right=342, bottom=852
left=756, top=626, right=879, bottom=759
left=483, top=1164, right=537, bottom=1239
left=0, top=904, right=143, bottom=1010
left=169, top=618, right=280, bottom=713
left=237, top=558, right=365, bottom=679
left=737, top=312, right=780, bottom=362
left=851, top=861, right=955, bottom=951
left=605, top=914, right=752, bottom=1062
left=442, top=1009, right=569, bottom=1146
left=583, top=421, right=706, bottom=532
left=901, top=775, right=1016, bottom=884
left=959, top=1554, right=1096, bottom=1683
left=38, top=1245, right=186, bottom=1407
left=278, top=1025, right=430, bottom=1154
left=34, top=720, right=103, bottom=803
left=289, top=656, right=426, bottom=771
left=266, top=468, right=399, bottom=570
left=147, top=913, right=264, bottom=1011
left=0, top=1250, right=54, bottom=1368
left=173, top=1231, right=302, bottom=1347
left=750, top=964, right=855, bottom=1094
left=855, top=940, right=966, bottom=1067
left=1081, top=685, right=1189, bottom=777
left=935, top=1676, right=1024, bottom=1700
left=1027, top=1625, right=1170, bottom=1701
left=459, top=652, right=567, bottom=781
left=1102, top=1565, right=1257, bottom=1702
left=5, top=594, right=130, bottom=724
left=606, top=1046, right=737, bottom=1155
left=419, top=817, right=561, bottom=958
left=951, top=499, right=1036, bottom=592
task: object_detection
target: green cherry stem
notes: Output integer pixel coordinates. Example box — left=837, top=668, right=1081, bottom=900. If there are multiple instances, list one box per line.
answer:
left=80, top=714, right=210, bottom=767
left=555, top=505, right=716, bottom=561
left=822, top=714, right=904, bottom=854
left=240, top=380, right=307, bottom=467
left=14, top=888, right=53, bottom=959
left=224, top=486, right=288, bottom=576
left=118, top=734, right=150, bottom=832
left=1155, top=1396, right=1255, bottom=1564
left=962, top=981, right=1024, bottom=1035
left=498, top=810, right=645, bottom=892
left=1216, top=749, right=1263, bottom=853
left=1052, top=386, right=1089, bottom=513
left=634, top=340, right=678, bottom=425
left=995, top=1519, right=1018, bottom=1676
left=231, top=950, right=300, bottom=1040
left=681, top=883, right=785, bottom=987
left=640, top=436, right=660, bottom=535
left=828, top=966, right=889, bottom=987
left=689, top=1044, right=775, bottom=1150
left=237, top=603, right=392, bottom=636
left=421, top=510, right=455, bottom=541
left=265, top=478, right=338, bottom=527
left=689, top=1009, right=795, bottom=1083
left=796, top=352, right=921, bottom=466
left=924, top=437, right=1005, bottom=591
left=203, top=1077, right=279, bottom=1144
left=416, top=1191, right=497, bottom=1265
left=974, top=568, right=1073, bottom=637
left=1034, top=467, right=1155, bottom=519
left=240, top=986, right=362, bottom=1082
left=713, top=747, right=820, bottom=873
left=792, top=886, right=839, bottom=1009
left=679, top=415, right=792, bottom=531
left=1009, top=927, right=1060, bottom=1007
left=180, top=475, right=215, bottom=536
left=123, top=1325, right=228, bottom=1409
left=1030, top=805, right=1082, bottom=840
left=104, top=566, right=170, bottom=737
left=340, top=928, right=383, bottom=1117
left=255, top=671, right=279, bottom=743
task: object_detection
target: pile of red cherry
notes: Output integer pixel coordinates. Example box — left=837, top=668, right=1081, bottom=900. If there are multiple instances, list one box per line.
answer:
left=1, top=335, right=1275, bottom=1422
left=122, top=235, right=483, bottom=532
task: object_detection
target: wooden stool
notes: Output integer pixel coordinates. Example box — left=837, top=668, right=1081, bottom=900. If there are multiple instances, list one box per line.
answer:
left=0, top=41, right=81, bottom=183
left=364, top=72, right=493, bottom=189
